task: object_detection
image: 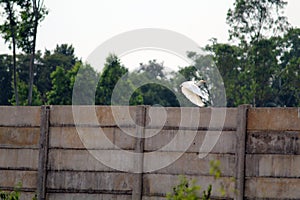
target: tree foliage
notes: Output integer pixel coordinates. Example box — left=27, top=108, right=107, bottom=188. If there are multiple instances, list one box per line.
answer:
left=227, top=0, right=290, bottom=44
left=46, top=66, right=71, bottom=105
left=0, top=0, right=48, bottom=105
left=36, top=44, right=78, bottom=103
left=274, top=28, right=300, bottom=106
left=0, top=0, right=22, bottom=105
left=0, top=54, right=13, bottom=105
left=71, top=63, right=98, bottom=105
left=96, top=54, right=128, bottom=105
left=0, top=0, right=299, bottom=107
left=18, top=0, right=48, bottom=105
left=10, top=78, right=42, bottom=106
left=131, top=60, right=179, bottom=107
left=203, top=0, right=299, bottom=107
left=47, top=62, right=94, bottom=105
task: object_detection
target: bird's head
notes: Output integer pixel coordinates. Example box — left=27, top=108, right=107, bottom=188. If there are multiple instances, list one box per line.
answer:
left=195, top=80, right=206, bottom=86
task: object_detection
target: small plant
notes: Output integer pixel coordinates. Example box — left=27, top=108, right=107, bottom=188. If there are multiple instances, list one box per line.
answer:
left=32, top=194, right=37, bottom=200
left=209, top=160, right=221, bottom=178
left=209, top=160, right=225, bottom=196
left=209, top=160, right=238, bottom=196
left=166, top=175, right=212, bottom=200
left=0, top=183, right=36, bottom=200
left=0, top=186, right=20, bottom=200
left=166, top=159, right=229, bottom=200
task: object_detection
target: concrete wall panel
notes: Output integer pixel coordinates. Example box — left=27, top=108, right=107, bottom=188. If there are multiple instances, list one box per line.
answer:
left=143, top=174, right=235, bottom=198
left=49, top=127, right=114, bottom=149
left=145, top=130, right=236, bottom=154
left=47, top=171, right=134, bottom=191
left=0, top=127, right=39, bottom=148
left=245, top=177, right=300, bottom=199
left=47, top=193, right=132, bottom=200
left=148, top=153, right=235, bottom=177
left=48, top=149, right=113, bottom=171
left=146, top=107, right=237, bottom=129
left=1, top=106, right=300, bottom=200
left=50, top=106, right=136, bottom=126
left=248, top=108, right=300, bottom=131
left=0, top=149, right=38, bottom=170
left=246, top=154, right=300, bottom=177
left=0, top=170, right=37, bottom=189
left=0, top=107, right=40, bottom=127
left=247, top=131, right=300, bottom=154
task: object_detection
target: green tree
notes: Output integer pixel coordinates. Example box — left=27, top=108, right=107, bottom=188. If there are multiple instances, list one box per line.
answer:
left=139, top=82, right=178, bottom=107
left=246, top=38, right=279, bottom=106
left=205, top=41, right=243, bottom=106
left=0, top=53, right=44, bottom=106
left=131, top=60, right=179, bottom=107
left=227, top=0, right=290, bottom=44
left=0, top=0, right=47, bottom=105
left=207, top=38, right=281, bottom=107
left=0, top=54, right=13, bottom=105
left=71, top=63, right=98, bottom=105
left=10, top=78, right=42, bottom=106
left=273, top=28, right=300, bottom=106
left=47, top=62, right=97, bottom=105
left=206, top=0, right=292, bottom=107
left=47, top=66, right=72, bottom=105
left=137, top=59, right=166, bottom=80
left=42, top=44, right=77, bottom=72
left=0, top=0, right=21, bottom=105
left=16, top=0, right=48, bottom=105
left=15, top=53, right=41, bottom=84
left=37, top=44, right=78, bottom=104
left=4, top=52, right=41, bottom=105
left=177, top=66, right=201, bottom=81
left=96, top=54, right=143, bottom=105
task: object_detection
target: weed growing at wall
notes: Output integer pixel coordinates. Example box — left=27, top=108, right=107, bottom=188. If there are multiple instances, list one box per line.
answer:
left=166, top=175, right=212, bottom=200
left=166, top=159, right=232, bottom=200
left=0, top=183, right=37, bottom=200
left=0, top=184, right=21, bottom=200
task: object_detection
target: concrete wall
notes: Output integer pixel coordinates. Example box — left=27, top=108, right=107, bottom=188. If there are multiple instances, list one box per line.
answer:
left=245, top=108, right=300, bottom=199
left=0, top=107, right=40, bottom=199
left=0, top=106, right=299, bottom=200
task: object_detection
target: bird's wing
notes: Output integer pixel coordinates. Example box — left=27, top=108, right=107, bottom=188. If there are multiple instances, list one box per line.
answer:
left=183, top=81, right=210, bottom=104
left=182, top=81, right=203, bottom=96
left=181, top=86, right=205, bottom=107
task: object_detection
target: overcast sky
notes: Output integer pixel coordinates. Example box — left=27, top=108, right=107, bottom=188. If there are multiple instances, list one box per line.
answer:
left=0, top=0, right=299, bottom=70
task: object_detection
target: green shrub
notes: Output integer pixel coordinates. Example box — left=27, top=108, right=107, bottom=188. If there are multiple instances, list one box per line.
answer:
left=0, top=189, right=20, bottom=200
left=0, top=183, right=36, bottom=200
left=166, top=159, right=230, bottom=200
left=166, top=175, right=212, bottom=200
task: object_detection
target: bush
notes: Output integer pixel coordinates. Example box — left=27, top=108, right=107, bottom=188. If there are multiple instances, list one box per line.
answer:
left=166, top=175, right=212, bottom=200
left=0, top=189, right=20, bottom=200
left=0, top=183, right=36, bottom=200
left=166, top=159, right=231, bottom=200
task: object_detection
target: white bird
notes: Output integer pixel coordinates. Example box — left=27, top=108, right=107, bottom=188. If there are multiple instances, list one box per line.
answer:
left=180, top=80, right=209, bottom=107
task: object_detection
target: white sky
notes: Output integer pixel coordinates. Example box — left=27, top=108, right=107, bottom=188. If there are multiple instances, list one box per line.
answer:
left=0, top=0, right=299, bottom=70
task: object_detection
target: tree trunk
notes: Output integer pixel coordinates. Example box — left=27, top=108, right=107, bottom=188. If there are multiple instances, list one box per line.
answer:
left=12, top=31, right=19, bottom=105
left=28, top=0, right=38, bottom=105
left=6, top=0, right=19, bottom=105
left=28, top=48, right=35, bottom=105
